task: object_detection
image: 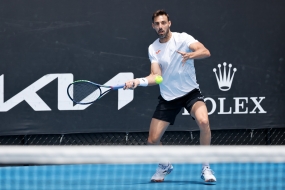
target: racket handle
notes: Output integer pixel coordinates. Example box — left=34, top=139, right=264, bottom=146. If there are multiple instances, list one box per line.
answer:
left=111, top=84, right=125, bottom=90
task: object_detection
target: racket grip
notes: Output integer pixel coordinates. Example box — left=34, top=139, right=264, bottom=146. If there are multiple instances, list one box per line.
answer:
left=111, top=84, right=125, bottom=90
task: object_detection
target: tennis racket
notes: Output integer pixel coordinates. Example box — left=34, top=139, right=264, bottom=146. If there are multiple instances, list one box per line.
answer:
left=67, top=80, right=125, bottom=104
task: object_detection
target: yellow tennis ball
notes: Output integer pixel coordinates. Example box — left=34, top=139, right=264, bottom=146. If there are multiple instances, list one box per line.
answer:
left=155, top=75, right=163, bottom=84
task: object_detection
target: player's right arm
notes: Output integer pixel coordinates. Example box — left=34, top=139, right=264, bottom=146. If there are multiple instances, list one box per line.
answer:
left=124, top=62, right=162, bottom=89
left=145, top=62, right=162, bottom=86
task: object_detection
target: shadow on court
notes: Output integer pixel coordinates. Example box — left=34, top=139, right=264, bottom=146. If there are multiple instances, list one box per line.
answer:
left=133, top=180, right=216, bottom=185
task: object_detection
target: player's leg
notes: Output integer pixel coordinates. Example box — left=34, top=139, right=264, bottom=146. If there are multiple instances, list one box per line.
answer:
left=149, top=96, right=181, bottom=182
left=191, top=101, right=216, bottom=183
left=190, top=101, right=211, bottom=146
left=147, top=118, right=169, bottom=145
left=148, top=118, right=174, bottom=182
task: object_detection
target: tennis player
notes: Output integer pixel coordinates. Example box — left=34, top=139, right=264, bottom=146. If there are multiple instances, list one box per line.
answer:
left=124, top=10, right=216, bottom=183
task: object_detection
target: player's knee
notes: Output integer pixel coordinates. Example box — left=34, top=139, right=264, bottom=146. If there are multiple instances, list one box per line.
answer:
left=197, top=118, right=209, bottom=130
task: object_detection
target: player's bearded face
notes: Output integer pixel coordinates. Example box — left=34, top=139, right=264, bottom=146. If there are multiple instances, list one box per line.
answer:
left=153, top=15, right=171, bottom=39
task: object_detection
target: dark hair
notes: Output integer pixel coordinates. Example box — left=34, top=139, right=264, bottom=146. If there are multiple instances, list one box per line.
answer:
left=152, top=10, right=170, bottom=23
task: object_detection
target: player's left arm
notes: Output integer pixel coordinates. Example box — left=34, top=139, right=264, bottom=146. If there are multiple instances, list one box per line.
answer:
left=177, top=42, right=211, bottom=63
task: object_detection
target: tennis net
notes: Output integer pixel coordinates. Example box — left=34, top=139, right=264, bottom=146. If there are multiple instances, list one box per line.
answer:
left=0, top=145, right=284, bottom=190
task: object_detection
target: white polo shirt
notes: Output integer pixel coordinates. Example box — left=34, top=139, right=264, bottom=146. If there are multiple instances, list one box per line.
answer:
left=148, top=32, right=199, bottom=101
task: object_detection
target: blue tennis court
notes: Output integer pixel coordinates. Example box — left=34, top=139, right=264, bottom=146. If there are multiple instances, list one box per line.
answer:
left=0, top=163, right=284, bottom=190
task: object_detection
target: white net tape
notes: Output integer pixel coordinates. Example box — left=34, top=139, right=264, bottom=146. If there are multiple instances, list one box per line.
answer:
left=0, top=145, right=284, bottom=164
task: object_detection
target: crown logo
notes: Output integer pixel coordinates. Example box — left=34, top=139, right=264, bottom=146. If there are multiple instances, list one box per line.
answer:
left=213, top=62, right=237, bottom=91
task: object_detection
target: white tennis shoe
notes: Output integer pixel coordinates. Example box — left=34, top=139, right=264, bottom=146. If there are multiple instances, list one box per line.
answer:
left=201, top=167, right=216, bottom=182
left=151, top=163, right=173, bottom=182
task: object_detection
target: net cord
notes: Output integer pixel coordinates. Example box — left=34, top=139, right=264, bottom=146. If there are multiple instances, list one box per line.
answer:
left=0, top=146, right=284, bottom=164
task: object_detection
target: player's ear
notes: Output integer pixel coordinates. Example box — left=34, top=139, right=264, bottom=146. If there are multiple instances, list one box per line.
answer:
left=152, top=23, right=155, bottom=29
left=169, top=21, right=171, bottom=27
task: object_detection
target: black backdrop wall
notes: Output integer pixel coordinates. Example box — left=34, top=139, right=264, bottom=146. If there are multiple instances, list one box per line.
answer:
left=0, top=0, right=284, bottom=135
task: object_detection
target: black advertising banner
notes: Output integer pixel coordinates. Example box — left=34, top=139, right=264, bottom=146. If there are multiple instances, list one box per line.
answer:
left=0, top=1, right=284, bottom=135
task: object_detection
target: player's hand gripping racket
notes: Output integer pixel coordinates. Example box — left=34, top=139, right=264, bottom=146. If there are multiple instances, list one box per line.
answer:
left=67, top=80, right=125, bottom=104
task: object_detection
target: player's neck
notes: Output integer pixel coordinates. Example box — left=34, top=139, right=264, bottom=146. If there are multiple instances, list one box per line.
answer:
left=159, top=31, right=172, bottom=43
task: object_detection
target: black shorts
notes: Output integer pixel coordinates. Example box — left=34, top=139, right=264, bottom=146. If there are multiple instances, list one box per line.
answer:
left=152, top=89, right=204, bottom=125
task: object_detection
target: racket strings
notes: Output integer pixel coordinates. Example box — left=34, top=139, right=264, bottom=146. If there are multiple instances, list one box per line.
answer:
left=69, top=82, right=101, bottom=104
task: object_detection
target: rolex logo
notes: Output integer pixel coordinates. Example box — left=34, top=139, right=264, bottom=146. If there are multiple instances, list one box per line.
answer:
left=213, top=62, right=237, bottom=91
